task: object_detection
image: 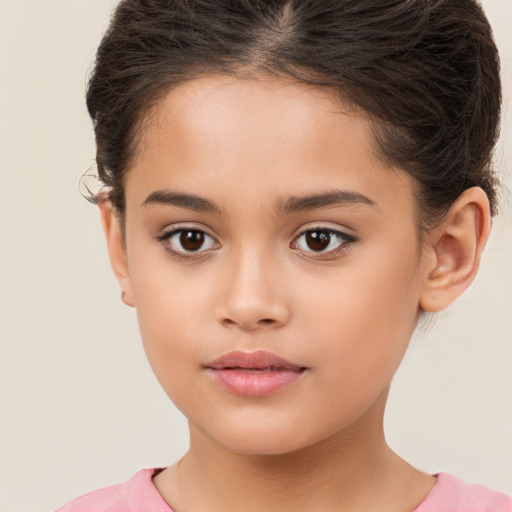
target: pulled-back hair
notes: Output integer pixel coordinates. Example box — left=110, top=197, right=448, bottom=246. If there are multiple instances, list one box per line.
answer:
left=86, top=0, right=501, bottom=231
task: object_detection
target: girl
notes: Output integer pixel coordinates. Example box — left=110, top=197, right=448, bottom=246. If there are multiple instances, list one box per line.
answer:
left=56, top=0, right=511, bottom=511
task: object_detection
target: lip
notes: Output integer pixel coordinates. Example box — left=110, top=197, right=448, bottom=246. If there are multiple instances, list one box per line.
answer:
left=206, top=350, right=305, bottom=371
left=205, top=350, right=307, bottom=398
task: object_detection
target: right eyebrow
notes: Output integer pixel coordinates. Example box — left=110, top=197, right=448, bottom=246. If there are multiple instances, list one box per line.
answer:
left=142, top=190, right=223, bottom=215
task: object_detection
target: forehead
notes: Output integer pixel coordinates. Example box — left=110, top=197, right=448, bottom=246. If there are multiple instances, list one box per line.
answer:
left=137, top=73, right=358, bottom=159
left=126, top=74, right=415, bottom=219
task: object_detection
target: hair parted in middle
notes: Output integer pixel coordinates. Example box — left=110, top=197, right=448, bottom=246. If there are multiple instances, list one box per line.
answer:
left=86, top=0, right=501, bottom=232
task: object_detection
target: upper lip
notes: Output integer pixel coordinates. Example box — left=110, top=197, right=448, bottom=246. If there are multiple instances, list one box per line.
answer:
left=205, top=350, right=306, bottom=370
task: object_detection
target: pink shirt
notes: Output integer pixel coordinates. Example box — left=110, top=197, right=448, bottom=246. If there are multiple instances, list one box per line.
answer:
left=56, top=468, right=512, bottom=512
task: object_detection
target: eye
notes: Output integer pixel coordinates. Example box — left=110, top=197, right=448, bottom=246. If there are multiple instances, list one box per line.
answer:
left=157, top=227, right=220, bottom=258
left=292, top=228, right=356, bottom=259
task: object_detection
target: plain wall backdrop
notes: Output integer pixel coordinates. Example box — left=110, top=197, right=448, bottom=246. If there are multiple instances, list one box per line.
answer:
left=0, top=1, right=511, bottom=511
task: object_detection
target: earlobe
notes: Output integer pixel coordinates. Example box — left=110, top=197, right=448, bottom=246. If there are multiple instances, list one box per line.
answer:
left=98, top=197, right=135, bottom=308
left=419, top=187, right=491, bottom=313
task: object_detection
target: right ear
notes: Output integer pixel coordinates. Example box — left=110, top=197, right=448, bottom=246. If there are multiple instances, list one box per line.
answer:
left=98, top=197, right=135, bottom=307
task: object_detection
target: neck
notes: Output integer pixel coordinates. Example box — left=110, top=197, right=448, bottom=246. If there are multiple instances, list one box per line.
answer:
left=154, top=390, right=435, bottom=512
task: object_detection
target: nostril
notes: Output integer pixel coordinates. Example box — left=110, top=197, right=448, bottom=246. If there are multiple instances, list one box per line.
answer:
left=258, top=319, right=275, bottom=325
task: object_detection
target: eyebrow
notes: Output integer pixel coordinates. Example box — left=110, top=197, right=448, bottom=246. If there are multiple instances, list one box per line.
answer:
left=278, top=190, right=377, bottom=214
left=142, top=189, right=377, bottom=215
left=143, top=190, right=222, bottom=214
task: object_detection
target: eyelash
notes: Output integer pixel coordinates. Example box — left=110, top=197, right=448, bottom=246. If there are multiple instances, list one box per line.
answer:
left=155, top=226, right=357, bottom=262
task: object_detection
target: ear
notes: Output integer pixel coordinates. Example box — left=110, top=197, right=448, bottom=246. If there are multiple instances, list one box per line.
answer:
left=98, top=197, right=135, bottom=307
left=420, top=187, right=491, bottom=313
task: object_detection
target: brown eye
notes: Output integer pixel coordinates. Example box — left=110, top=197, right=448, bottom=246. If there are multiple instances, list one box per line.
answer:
left=292, top=228, right=355, bottom=258
left=180, top=230, right=205, bottom=251
left=158, top=228, right=219, bottom=258
left=305, top=230, right=331, bottom=251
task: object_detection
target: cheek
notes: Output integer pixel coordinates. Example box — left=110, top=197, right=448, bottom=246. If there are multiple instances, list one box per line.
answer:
left=128, top=255, right=228, bottom=404
left=301, top=243, right=422, bottom=392
left=134, top=296, right=203, bottom=417
left=128, top=259, right=201, bottom=364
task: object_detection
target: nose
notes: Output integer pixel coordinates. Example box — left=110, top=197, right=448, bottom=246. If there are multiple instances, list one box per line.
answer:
left=215, top=246, right=291, bottom=332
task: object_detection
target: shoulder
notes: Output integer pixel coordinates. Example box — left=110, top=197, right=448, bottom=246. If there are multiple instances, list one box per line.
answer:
left=415, top=473, right=512, bottom=512
left=55, top=468, right=174, bottom=512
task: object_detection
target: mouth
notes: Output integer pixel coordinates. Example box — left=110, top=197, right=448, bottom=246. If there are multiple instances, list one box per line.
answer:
left=219, top=366, right=303, bottom=373
left=204, top=350, right=307, bottom=398
left=205, top=349, right=306, bottom=371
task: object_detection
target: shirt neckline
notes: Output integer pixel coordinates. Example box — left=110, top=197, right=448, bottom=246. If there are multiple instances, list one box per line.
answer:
left=143, top=468, right=444, bottom=512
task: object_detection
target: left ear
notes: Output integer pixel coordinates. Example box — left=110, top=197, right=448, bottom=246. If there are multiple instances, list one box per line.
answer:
left=420, top=187, right=491, bottom=313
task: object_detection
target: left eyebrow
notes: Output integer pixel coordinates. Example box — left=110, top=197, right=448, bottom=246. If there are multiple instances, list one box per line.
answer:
left=141, top=188, right=378, bottom=215
left=277, top=190, right=378, bottom=214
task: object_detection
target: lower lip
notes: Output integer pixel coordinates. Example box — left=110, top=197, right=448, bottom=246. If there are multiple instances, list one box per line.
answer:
left=207, top=368, right=305, bottom=397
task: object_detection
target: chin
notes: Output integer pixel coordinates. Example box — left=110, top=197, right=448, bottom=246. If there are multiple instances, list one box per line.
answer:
left=205, top=421, right=326, bottom=457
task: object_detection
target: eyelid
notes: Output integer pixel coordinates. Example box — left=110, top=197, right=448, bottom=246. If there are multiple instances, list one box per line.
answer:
left=292, top=221, right=356, bottom=238
left=291, top=225, right=357, bottom=260
left=156, top=220, right=217, bottom=236
left=155, top=223, right=221, bottom=260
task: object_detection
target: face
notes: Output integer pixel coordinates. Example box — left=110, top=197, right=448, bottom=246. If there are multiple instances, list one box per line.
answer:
left=118, top=74, right=426, bottom=455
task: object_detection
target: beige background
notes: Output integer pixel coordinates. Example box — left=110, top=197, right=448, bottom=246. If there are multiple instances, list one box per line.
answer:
left=0, top=1, right=510, bottom=511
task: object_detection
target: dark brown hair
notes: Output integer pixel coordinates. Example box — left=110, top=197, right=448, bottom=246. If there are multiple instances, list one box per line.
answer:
left=86, top=0, right=501, bottom=231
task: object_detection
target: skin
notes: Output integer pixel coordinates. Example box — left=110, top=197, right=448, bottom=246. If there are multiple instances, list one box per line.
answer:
left=100, top=74, right=491, bottom=512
